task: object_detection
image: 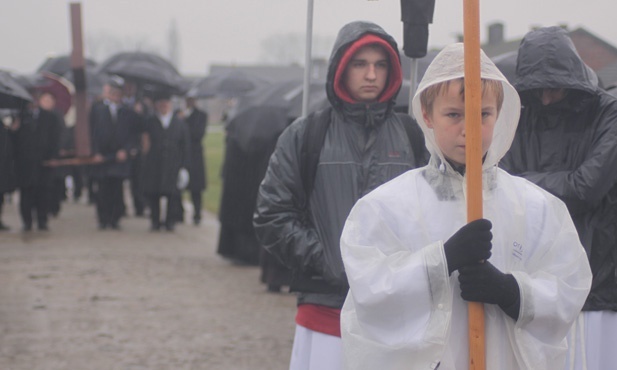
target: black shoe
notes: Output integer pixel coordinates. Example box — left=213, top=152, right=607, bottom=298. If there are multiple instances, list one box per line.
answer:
left=110, top=223, right=121, bottom=230
left=99, top=223, right=108, bottom=230
left=165, top=224, right=175, bottom=232
left=38, top=224, right=49, bottom=231
left=0, top=222, right=9, bottom=231
left=193, top=217, right=201, bottom=226
left=22, top=224, right=32, bottom=232
left=150, top=223, right=161, bottom=232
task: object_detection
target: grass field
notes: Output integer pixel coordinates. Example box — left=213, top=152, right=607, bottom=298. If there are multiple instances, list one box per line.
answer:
left=203, top=126, right=225, bottom=215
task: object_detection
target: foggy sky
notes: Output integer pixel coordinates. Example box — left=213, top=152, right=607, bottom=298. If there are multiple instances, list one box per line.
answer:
left=2, top=0, right=615, bottom=76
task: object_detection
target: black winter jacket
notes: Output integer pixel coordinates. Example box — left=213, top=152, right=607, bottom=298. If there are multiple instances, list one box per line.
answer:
left=254, top=21, right=424, bottom=309
left=501, top=27, right=617, bottom=311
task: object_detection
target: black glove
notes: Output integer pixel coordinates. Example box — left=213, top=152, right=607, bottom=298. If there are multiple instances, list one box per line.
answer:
left=443, top=219, right=492, bottom=275
left=458, top=262, right=521, bottom=321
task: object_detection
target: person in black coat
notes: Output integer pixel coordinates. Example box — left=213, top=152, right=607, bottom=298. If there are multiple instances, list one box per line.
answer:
left=179, top=96, right=207, bottom=225
left=10, top=93, right=63, bottom=231
left=500, top=27, right=617, bottom=369
left=0, top=114, right=17, bottom=231
left=141, top=91, right=190, bottom=231
left=90, top=78, right=138, bottom=230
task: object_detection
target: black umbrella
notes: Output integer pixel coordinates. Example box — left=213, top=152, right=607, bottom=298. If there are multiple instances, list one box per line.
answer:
left=227, top=79, right=327, bottom=153
left=0, top=70, right=32, bottom=108
left=63, top=67, right=105, bottom=99
left=37, top=55, right=98, bottom=77
left=491, top=50, right=518, bottom=84
left=188, top=70, right=270, bottom=98
left=97, top=51, right=184, bottom=93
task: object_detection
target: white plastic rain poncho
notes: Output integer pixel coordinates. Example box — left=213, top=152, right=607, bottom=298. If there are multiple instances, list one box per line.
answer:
left=339, top=43, right=592, bottom=370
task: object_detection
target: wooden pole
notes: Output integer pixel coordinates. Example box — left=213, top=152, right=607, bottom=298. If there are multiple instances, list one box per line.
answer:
left=463, top=0, right=486, bottom=368
left=70, top=2, right=91, bottom=157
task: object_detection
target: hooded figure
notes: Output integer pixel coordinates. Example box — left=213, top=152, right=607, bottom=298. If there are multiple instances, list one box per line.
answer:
left=254, top=21, right=423, bottom=369
left=501, top=26, right=617, bottom=369
left=339, top=43, right=591, bottom=369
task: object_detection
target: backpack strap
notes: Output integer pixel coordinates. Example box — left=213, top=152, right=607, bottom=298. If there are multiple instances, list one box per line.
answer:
left=396, top=112, right=428, bottom=166
left=300, top=107, right=333, bottom=199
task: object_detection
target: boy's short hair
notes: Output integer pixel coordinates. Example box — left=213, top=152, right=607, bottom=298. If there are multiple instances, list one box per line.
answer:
left=420, top=78, right=504, bottom=115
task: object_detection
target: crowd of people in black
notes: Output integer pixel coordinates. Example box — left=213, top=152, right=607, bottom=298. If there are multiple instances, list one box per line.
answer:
left=0, top=76, right=208, bottom=234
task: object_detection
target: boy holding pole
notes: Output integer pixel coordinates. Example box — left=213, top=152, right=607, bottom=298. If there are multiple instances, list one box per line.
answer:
left=339, top=43, right=592, bottom=369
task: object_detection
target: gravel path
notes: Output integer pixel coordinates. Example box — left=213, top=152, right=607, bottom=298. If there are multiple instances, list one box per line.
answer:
left=0, top=197, right=296, bottom=370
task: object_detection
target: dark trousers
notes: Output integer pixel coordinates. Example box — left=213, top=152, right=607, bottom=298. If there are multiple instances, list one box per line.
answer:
left=19, top=185, right=49, bottom=228
left=191, top=190, right=202, bottom=221
left=130, top=157, right=146, bottom=215
left=148, top=193, right=179, bottom=228
left=96, top=177, right=124, bottom=227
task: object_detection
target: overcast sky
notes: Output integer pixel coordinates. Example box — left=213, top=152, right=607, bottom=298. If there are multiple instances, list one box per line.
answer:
left=3, top=0, right=616, bottom=76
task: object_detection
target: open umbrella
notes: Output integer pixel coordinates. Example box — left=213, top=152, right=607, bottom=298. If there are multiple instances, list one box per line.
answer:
left=63, top=67, right=105, bottom=99
left=0, top=70, right=32, bottom=108
left=227, top=79, right=327, bottom=153
left=187, top=70, right=270, bottom=98
left=97, top=51, right=184, bottom=93
left=37, top=54, right=98, bottom=77
left=20, top=72, right=74, bottom=116
left=491, top=50, right=518, bottom=84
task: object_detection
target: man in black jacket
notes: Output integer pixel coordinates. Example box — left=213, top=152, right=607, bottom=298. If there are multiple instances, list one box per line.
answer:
left=141, top=90, right=190, bottom=232
left=10, top=92, right=63, bottom=231
left=90, top=77, right=137, bottom=230
left=501, top=26, right=617, bottom=370
left=178, top=96, right=207, bottom=225
left=254, top=21, right=425, bottom=370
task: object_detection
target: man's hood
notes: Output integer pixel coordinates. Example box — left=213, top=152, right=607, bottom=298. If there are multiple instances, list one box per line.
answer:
left=411, top=43, right=521, bottom=169
left=326, top=21, right=402, bottom=110
left=514, top=26, right=598, bottom=95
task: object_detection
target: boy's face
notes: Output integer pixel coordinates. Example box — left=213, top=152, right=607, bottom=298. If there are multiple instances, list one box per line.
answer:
left=422, top=79, right=499, bottom=166
left=343, top=45, right=389, bottom=103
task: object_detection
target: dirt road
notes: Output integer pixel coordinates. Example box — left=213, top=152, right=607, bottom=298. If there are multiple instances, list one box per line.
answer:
left=0, top=198, right=296, bottom=370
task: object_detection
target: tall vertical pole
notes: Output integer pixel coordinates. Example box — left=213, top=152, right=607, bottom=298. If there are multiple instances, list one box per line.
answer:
left=302, top=0, right=314, bottom=117
left=407, top=58, right=418, bottom=117
left=463, top=0, right=485, bottom=369
left=70, top=2, right=91, bottom=157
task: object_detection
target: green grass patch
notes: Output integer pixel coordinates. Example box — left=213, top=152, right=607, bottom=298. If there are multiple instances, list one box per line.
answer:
left=203, top=126, right=225, bottom=215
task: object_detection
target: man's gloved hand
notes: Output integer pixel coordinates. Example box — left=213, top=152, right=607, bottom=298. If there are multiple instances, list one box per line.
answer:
left=443, top=219, right=492, bottom=275
left=458, top=262, right=521, bottom=321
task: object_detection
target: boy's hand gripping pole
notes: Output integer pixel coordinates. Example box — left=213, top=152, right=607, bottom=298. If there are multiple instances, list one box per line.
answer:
left=463, top=0, right=486, bottom=368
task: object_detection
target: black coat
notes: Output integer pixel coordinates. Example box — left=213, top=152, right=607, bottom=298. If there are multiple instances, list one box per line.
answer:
left=184, top=108, right=207, bottom=191
left=141, top=113, right=190, bottom=195
left=501, top=27, right=617, bottom=311
left=90, top=100, right=138, bottom=178
left=11, top=108, right=62, bottom=187
left=0, top=123, right=16, bottom=193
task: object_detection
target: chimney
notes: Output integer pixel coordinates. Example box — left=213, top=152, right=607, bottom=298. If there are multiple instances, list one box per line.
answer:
left=487, top=23, right=504, bottom=45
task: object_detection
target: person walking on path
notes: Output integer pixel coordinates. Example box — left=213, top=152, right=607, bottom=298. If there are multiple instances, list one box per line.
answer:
left=141, top=89, right=190, bottom=232
left=254, top=21, right=425, bottom=370
left=10, top=91, right=63, bottom=231
left=500, top=26, right=617, bottom=370
left=90, top=77, right=138, bottom=230
left=178, top=96, right=207, bottom=225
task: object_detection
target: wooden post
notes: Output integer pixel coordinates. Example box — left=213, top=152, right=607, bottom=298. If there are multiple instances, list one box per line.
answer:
left=70, top=2, right=91, bottom=158
left=463, top=0, right=486, bottom=368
